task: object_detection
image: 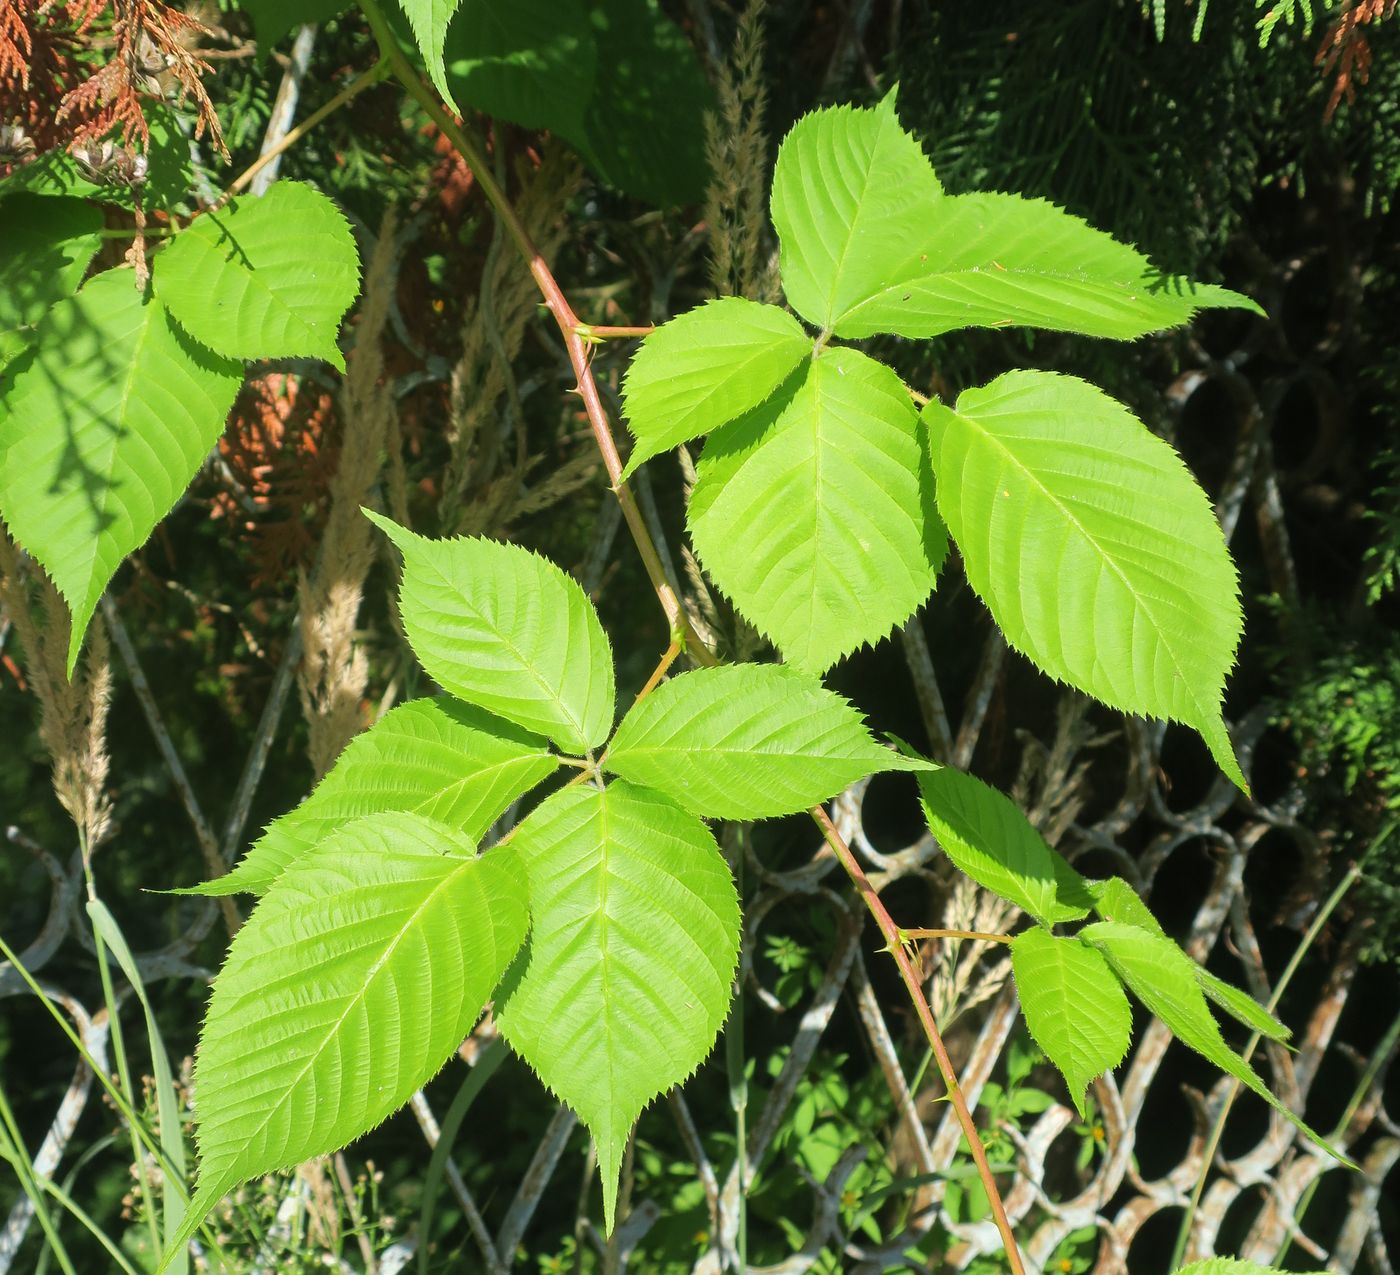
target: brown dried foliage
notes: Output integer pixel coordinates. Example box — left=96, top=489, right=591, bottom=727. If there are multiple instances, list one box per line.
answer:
left=0, top=528, right=113, bottom=852
left=1316, top=0, right=1398, bottom=121
left=212, top=372, right=339, bottom=588
left=1, top=0, right=225, bottom=168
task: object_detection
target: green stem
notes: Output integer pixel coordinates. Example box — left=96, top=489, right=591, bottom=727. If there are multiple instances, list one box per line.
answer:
left=352, top=12, right=1027, bottom=1269
left=900, top=927, right=1012, bottom=946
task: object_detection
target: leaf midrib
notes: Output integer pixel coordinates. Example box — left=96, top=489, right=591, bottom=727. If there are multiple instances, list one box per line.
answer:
left=944, top=404, right=1215, bottom=725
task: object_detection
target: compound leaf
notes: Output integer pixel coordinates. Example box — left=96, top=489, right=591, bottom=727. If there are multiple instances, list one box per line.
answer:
left=916, top=765, right=1091, bottom=925
left=194, top=699, right=557, bottom=897
left=924, top=371, right=1246, bottom=790
left=172, top=813, right=528, bottom=1262
left=620, top=299, right=810, bottom=478
left=770, top=91, right=943, bottom=330
left=1087, top=878, right=1289, bottom=1041
left=1011, top=928, right=1131, bottom=1117
left=0, top=194, right=102, bottom=338
left=0, top=269, right=242, bottom=673
left=834, top=192, right=1260, bottom=341
left=368, top=513, right=615, bottom=753
left=1080, top=921, right=1345, bottom=1161
left=605, top=664, right=932, bottom=819
left=689, top=346, right=940, bottom=674
left=1176, top=1261, right=1305, bottom=1275
left=155, top=181, right=359, bottom=369
left=495, top=780, right=740, bottom=1233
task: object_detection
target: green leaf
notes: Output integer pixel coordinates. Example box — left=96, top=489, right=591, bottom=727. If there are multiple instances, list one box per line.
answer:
left=832, top=192, right=1260, bottom=341
left=367, top=513, right=615, bottom=752
left=1196, top=970, right=1290, bottom=1043
left=620, top=299, right=811, bottom=478
left=0, top=194, right=103, bottom=335
left=1176, top=1261, right=1307, bottom=1275
left=605, top=664, right=932, bottom=818
left=398, top=0, right=467, bottom=106
left=0, top=269, right=242, bottom=672
left=689, top=346, right=941, bottom=674
left=1080, top=921, right=1347, bottom=1162
left=193, top=698, right=557, bottom=897
left=1010, top=928, right=1131, bottom=1118
left=1087, top=878, right=1289, bottom=1042
left=443, top=0, right=595, bottom=133
left=87, top=899, right=188, bottom=1274
left=173, top=813, right=528, bottom=1259
left=924, top=371, right=1246, bottom=790
left=237, top=0, right=351, bottom=52
left=495, top=780, right=740, bottom=1232
left=576, top=0, right=712, bottom=206
left=1087, top=876, right=1165, bottom=935
left=915, top=765, right=1091, bottom=925
left=154, top=181, right=360, bottom=369
left=770, top=90, right=944, bottom=330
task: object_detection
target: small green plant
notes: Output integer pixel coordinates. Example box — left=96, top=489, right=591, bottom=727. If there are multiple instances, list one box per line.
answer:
left=0, top=6, right=1351, bottom=1273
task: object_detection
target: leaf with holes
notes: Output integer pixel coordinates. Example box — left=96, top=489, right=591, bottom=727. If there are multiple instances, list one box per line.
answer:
left=495, top=780, right=740, bottom=1232
left=832, top=191, right=1260, bottom=341
left=191, top=699, right=557, bottom=897
left=689, top=346, right=942, bottom=673
left=1080, top=921, right=1345, bottom=1161
left=605, top=664, right=931, bottom=819
left=162, top=813, right=528, bottom=1265
left=770, top=90, right=944, bottom=330
left=0, top=269, right=242, bottom=673
left=924, top=371, right=1246, bottom=789
left=0, top=194, right=103, bottom=342
left=1011, top=928, right=1131, bottom=1117
left=620, top=298, right=811, bottom=478
left=368, top=513, right=615, bottom=753
left=154, top=181, right=359, bottom=369
left=915, top=765, right=1091, bottom=925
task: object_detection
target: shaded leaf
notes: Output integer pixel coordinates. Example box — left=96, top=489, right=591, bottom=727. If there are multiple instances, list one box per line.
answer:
left=368, top=513, right=615, bottom=752
left=606, top=664, right=931, bottom=818
left=496, top=780, right=740, bottom=1231
left=690, top=346, right=940, bottom=673
left=194, top=698, right=557, bottom=896
left=0, top=269, right=242, bottom=672
left=620, top=299, right=810, bottom=477
left=1011, top=928, right=1131, bottom=1117
left=924, top=371, right=1246, bottom=789
left=0, top=194, right=103, bottom=335
left=916, top=765, right=1091, bottom=925
left=443, top=0, right=595, bottom=133
left=155, top=181, right=360, bottom=369
left=237, top=0, right=351, bottom=52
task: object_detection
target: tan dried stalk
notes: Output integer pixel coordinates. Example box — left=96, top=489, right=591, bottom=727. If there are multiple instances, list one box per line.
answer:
left=0, top=529, right=113, bottom=852
left=440, top=142, right=584, bottom=537
left=702, top=0, right=775, bottom=302
left=297, top=209, right=399, bottom=779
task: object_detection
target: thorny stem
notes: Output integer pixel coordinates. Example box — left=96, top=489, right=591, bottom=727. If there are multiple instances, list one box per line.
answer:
left=358, top=0, right=711, bottom=667
left=812, top=807, right=1027, bottom=1275
left=355, top=7, right=1026, bottom=1265
left=900, top=927, right=1012, bottom=946
left=632, top=636, right=683, bottom=704
left=220, top=55, right=389, bottom=204
left=574, top=323, right=656, bottom=340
